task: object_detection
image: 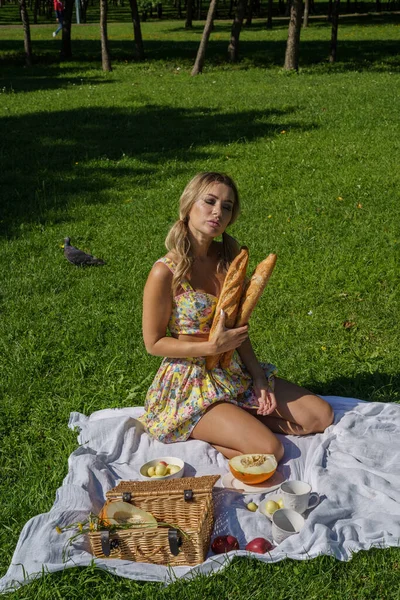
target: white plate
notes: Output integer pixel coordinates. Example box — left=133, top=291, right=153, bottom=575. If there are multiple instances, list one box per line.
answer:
left=220, top=471, right=285, bottom=494
left=258, top=492, right=284, bottom=521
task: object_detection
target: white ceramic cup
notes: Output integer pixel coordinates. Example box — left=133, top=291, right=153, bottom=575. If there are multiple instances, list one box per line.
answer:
left=272, top=508, right=305, bottom=545
left=280, top=480, right=319, bottom=514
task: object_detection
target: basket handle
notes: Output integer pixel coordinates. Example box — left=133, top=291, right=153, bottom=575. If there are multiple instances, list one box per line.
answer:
left=168, top=527, right=183, bottom=556
left=100, top=530, right=110, bottom=556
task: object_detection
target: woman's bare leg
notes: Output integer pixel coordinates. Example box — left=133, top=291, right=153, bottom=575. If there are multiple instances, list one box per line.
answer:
left=212, top=444, right=244, bottom=460
left=253, top=377, right=334, bottom=435
left=190, top=402, right=284, bottom=461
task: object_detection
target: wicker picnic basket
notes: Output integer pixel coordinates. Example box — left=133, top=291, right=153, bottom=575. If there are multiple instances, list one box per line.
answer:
left=89, top=475, right=219, bottom=566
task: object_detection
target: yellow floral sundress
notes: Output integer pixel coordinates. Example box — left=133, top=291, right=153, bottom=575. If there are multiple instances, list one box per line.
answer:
left=138, top=257, right=277, bottom=443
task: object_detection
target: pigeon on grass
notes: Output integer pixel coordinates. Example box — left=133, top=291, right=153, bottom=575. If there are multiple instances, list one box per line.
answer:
left=63, top=237, right=106, bottom=266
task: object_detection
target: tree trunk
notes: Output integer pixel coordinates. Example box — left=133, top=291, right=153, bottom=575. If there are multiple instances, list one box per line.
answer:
left=245, top=0, right=253, bottom=27
left=303, top=0, right=309, bottom=26
left=284, top=0, right=303, bottom=70
left=33, top=0, right=39, bottom=24
left=327, top=0, right=333, bottom=21
left=197, top=0, right=202, bottom=19
left=128, top=0, right=144, bottom=59
left=227, top=0, right=247, bottom=62
left=191, top=0, right=218, bottom=75
left=329, top=0, right=340, bottom=62
left=185, top=0, right=193, bottom=27
left=60, top=0, right=74, bottom=60
left=19, top=0, right=33, bottom=66
left=81, top=0, right=89, bottom=22
left=266, top=0, right=273, bottom=29
left=100, top=0, right=112, bottom=70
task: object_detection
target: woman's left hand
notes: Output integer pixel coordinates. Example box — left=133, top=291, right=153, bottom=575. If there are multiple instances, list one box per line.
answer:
left=253, top=376, right=277, bottom=416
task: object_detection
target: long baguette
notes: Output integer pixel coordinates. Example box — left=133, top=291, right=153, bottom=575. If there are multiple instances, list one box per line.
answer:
left=220, top=253, right=277, bottom=369
left=205, top=247, right=249, bottom=370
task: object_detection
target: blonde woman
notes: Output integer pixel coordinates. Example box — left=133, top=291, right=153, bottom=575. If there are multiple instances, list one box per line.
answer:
left=139, top=172, right=333, bottom=462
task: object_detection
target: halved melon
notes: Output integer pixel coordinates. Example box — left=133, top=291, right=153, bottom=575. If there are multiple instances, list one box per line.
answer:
left=229, top=454, right=277, bottom=485
left=99, top=501, right=157, bottom=528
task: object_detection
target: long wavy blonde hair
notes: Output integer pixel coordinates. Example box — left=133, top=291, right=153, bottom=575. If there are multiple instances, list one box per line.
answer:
left=165, top=172, right=241, bottom=295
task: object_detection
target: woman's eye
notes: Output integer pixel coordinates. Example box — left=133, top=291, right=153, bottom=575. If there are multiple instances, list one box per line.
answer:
left=205, top=199, right=214, bottom=205
left=223, top=205, right=233, bottom=211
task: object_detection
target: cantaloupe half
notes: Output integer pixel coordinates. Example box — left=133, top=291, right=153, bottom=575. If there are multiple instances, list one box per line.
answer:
left=229, top=454, right=277, bottom=485
left=99, top=501, right=157, bottom=528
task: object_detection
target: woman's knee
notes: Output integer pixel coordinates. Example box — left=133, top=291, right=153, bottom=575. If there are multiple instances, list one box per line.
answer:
left=241, top=435, right=284, bottom=463
left=310, top=398, right=334, bottom=433
left=270, top=438, right=284, bottom=463
left=321, top=401, right=334, bottom=429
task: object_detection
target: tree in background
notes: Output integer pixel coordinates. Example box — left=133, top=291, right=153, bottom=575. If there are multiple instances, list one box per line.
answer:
left=329, top=0, right=340, bottom=62
left=18, top=0, right=32, bottom=66
left=327, top=0, right=333, bottom=21
left=80, top=0, right=90, bottom=23
left=33, top=0, right=39, bottom=24
left=191, top=0, right=218, bottom=75
left=284, top=0, right=303, bottom=70
left=245, top=0, right=254, bottom=27
left=100, top=0, right=112, bottom=70
left=266, top=0, right=273, bottom=29
left=128, top=0, right=145, bottom=60
left=60, top=0, right=74, bottom=59
left=185, top=0, right=193, bottom=28
left=303, top=0, right=310, bottom=27
left=227, top=0, right=247, bottom=62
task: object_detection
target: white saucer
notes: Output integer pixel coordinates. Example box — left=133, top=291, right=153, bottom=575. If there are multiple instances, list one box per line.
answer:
left=258, top=492, right=284, bottom=521
left=220, top=471, right=285, bottom=494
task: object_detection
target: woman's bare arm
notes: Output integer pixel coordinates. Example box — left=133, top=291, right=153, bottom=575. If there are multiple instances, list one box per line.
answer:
left=142, top=263, right=248, bottom=358
left=236, top=337, right=265, bottom=379
left=237, top=338, right=277, bottom=415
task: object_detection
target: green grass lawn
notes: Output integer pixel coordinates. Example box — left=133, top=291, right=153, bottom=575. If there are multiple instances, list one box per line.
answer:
left=1, top=14, right=400, bottom=599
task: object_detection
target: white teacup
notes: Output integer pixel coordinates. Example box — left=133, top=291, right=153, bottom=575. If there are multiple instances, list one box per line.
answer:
left=272, top=508, right=305, bottom=545
left=280, top=480, right=319, bottom=514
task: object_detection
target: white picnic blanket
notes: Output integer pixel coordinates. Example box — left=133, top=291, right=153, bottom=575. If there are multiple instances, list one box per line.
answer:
left=1, top=396, right=400, bottom=593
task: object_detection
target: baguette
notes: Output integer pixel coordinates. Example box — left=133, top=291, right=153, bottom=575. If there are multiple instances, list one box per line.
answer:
left=205, top=247, right=249, bottom=370
left=220, top=253, right=277, bottom=369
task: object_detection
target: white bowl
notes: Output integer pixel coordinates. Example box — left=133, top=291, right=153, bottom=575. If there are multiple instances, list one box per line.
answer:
left=140, top=457, right=185, bottom=481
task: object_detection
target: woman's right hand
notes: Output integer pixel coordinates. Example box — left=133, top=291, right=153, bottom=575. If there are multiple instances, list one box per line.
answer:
left=207, top=310, right=248, bottom=355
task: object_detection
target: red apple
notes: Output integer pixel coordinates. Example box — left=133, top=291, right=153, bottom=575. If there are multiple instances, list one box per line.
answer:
left=245, top=537, right=274, bottom=554
left=211, top=535, right=239, bottom=554
left=158, top=461, right=168, bottom=467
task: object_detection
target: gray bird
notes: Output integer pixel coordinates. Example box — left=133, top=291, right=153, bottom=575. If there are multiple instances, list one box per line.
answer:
left=64, top=237, right=106, bottom=266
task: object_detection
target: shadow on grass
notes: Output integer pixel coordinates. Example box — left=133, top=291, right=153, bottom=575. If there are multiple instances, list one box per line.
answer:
left=0, top=104, right=313, bottom=237
left=165, top=11, right=400, bottom=32
left=1, top=32, right=399, bottom=72
left=306, top=372, right=400, bottom=404
left=0, top=69, right=112, bottom=93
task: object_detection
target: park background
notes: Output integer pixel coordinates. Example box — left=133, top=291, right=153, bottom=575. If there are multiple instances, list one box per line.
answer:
left=1, top=0, right=400, bottom=597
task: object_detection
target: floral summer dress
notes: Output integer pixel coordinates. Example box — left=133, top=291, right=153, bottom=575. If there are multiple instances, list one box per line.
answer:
left=138, top=257, right=277, bottom=443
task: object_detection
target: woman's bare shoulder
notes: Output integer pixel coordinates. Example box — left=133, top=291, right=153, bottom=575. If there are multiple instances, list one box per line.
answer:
left=148, top=257, right=174, bottom=284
